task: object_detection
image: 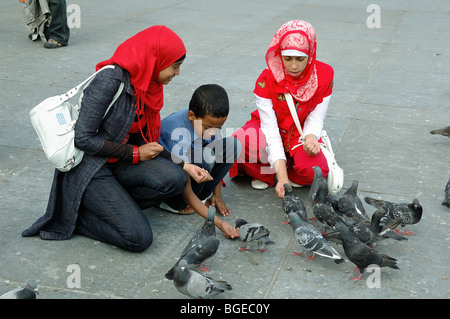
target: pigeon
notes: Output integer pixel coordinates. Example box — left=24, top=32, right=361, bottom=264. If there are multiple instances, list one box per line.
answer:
left=310, top=166, right=332, bottom=204
left=335, top=221, right=399, bottom=281
left=173, top=260, right=232, bottom=299
left=325, top=210, right=406, bottom=247
left=364, top=197, right=422, bottom=235
left=165, top=206, right=219, bottom=280
left=309, top=167, right=344, bottom=231
left=337, top=180, right=370, bottom=223
left=442, top=178, right=450, bottom=208
left=0, top=280, right=38, bottom=299
left=430, top=126, right=450, bottom=137
left=288, top=212, right=345, bottom=263
left=282, top=183, right=307, bottom=222
left=235, top=218, right=275, bottom=253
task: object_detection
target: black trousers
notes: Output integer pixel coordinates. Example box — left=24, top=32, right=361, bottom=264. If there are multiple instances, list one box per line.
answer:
left=45, top=0, right=70, bottom=45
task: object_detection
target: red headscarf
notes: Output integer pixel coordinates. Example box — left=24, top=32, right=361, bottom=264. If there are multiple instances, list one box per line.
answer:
left=266, top=20, right=317, bottom=102
left=96, top=25, right=186, bottom=142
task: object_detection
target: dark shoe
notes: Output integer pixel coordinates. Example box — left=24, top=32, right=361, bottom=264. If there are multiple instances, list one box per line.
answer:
left=44, top=39, right=65, bottom=49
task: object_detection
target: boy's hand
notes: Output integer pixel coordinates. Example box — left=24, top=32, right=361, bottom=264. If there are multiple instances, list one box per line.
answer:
left=217, top=220, right=240, bottom=239
left=183, top=163, right=213, bottom=184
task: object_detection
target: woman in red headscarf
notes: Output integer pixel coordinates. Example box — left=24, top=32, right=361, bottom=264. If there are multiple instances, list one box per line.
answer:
left=229, top=20, right=334, bottom=198
left=22, top=26, right=193, bottom=252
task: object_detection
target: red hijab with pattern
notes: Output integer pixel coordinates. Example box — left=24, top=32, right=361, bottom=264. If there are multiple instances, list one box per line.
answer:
left=266, top=20, right=318, bottom=102
left=96, top=25, right=186, bottom=142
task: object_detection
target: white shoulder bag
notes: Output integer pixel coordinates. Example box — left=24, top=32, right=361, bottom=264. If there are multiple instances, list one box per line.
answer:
left=29, top=65, right=125, bottom=172
left=284, top=93, right=344, bottom=196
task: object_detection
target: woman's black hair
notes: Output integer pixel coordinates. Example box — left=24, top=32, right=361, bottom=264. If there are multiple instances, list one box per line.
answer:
left=189, top=84, right=229, bottom=118
left=176, top=54, right=186, bottom=63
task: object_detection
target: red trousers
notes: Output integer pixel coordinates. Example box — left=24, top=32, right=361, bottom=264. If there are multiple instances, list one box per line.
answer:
left=229, top=119, right=329, bottom=187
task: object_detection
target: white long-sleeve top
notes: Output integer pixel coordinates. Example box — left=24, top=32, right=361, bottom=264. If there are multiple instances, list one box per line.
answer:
left=256, top=93, right=331, bottom=167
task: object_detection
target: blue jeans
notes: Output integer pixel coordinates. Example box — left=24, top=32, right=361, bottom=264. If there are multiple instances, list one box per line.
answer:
left=165, top=136, right=241, bottom=210
left=76, top=156, right=187, bottom=252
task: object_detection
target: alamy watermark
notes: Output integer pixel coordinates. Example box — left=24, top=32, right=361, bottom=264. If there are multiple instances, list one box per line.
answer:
left=67, top=4, right=81, bottom=29
left=365, top=264, right=382, bottom=288
left=66, top=263, right=81, bottom=289
left=366, top=4, right=381, bottom=29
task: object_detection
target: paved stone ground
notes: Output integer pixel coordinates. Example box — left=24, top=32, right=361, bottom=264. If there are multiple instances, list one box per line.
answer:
left=0, top=0, right=449, bottom=301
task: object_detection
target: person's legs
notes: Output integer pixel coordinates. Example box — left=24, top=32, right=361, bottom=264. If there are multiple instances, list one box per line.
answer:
left=194, top=136, right=241, bottom=200
left=287, top=148, right=329, bottom=186
left=45, top=0, right=70, bottom=48
left=113, top=156, right=187, bottom=210
left=229, top=121, right=276, bottom=187
left=76, top=164, right=153, bottom=252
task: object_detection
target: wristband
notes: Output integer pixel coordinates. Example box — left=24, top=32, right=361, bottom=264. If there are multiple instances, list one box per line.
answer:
left=132, top=146, right=140, bottom=164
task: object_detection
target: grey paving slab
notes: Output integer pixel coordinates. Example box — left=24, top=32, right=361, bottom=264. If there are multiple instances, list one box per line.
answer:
left=0, top=0, right=449, bottom=302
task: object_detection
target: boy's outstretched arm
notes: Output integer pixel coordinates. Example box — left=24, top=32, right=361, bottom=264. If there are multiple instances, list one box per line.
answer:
left=182, top=177, right=239, bottom=239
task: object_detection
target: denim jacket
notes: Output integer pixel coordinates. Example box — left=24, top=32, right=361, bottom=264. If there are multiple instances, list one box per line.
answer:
left=22, top=65, right=135, bottom=240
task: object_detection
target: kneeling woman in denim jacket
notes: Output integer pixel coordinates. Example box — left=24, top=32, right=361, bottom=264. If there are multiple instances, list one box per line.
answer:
left=23, top=26, right=189, bottom=252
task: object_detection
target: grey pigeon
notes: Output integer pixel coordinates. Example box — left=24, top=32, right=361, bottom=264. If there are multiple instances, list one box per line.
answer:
left=442, top=178, right=450, bottom=208
left=173, top=260, right=232, bottom=299
left=325, top=210, right=406, bottom=247
left=310, top=166, right=336, bottom=205
left=0, top=280, right=38, bottom=299
left=335, top=222, right=399, bottom=281
left=364, top=197, right=422, bottom=235
left=337, top=180, right=370, bottom=223
left=165, top=206, right=219, bottom=280
left=310, top=167, right=344, bottom=231
left=288, top=212, right=345, bottom=263
left=235, top=218, right=275, bottom=252
left=282, top=183, right=307, bottom=222
left=430, top=126, right=450, bottom=137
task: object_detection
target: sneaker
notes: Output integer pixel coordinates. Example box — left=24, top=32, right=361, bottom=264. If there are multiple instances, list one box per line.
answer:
left=44, top=39, right=65, bottom=49
left=289, top=180, right=305, bottom=188
left=158, top=202, right=195, bottom=215
left=158, top=202, right=178, bottom=213
left=251, top=179, right=269, bottom=190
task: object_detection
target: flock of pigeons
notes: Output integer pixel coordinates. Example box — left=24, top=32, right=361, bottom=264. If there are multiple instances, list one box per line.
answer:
left=1, top=127, right=447, bottom=299
left=161, top=163, right=426, bottom=298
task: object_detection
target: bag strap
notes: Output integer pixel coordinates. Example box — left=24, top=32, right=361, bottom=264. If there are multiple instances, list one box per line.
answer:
left=76, top=66, right=124, bottom=118
left=103, top=81, right=124, bottom=118
left=284, top=93, right=305, bottom=139
left=63, top=65, right=116, bottom=101
left=285, top=93, right=332, bottom=153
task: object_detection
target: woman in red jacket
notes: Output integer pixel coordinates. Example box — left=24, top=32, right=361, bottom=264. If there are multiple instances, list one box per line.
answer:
left=230, top=20, right=334, bottom=198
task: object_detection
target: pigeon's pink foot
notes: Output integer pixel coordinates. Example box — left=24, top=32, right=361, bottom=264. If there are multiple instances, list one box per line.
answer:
left=395, top=228, right=415, bottom=236
left=198, top=262, right=210, bottom=272
left=351, top=274, right=363, bottom=281
left=239, top=247, right=250, bottom=251
left=401, top=229, right=415, bottom=236
left=258, top=249, right=268, bottom=253
left=351, top=266, right=363, bottom=281
left=292, top=251, right=303, bottom=256
left=306, top=255, right=316, bottom=260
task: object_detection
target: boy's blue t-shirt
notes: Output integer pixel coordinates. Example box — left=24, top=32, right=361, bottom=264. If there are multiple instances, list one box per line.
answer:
left=159, top=109, right=218, bottom=163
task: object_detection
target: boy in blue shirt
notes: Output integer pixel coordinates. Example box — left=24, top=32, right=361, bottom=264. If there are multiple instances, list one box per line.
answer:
left=159, top=84, right=241, bottom=239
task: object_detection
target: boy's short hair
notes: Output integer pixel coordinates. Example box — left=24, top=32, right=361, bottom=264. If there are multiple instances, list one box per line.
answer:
left=189, top=84, right=229, bottom=118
